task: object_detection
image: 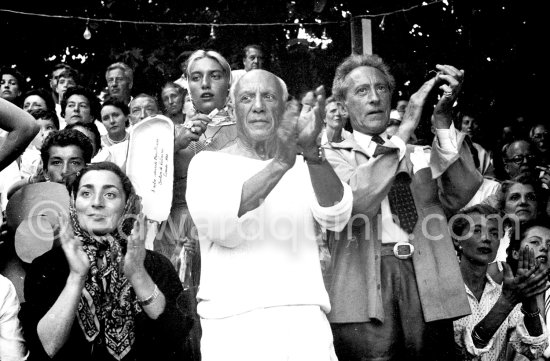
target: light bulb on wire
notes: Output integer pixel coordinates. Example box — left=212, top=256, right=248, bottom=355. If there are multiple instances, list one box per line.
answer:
left=83, top=20, right=91, bottom=40
left=210, top=25, right=216, bottom=39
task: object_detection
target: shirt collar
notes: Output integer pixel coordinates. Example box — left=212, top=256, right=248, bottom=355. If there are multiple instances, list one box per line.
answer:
left=353, top=130, right=388, bottom=151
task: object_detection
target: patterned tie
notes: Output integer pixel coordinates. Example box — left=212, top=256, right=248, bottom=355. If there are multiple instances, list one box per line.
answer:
left=387, top=173, right=418, bottom=234
left=372, top=134, right=395, bottom=157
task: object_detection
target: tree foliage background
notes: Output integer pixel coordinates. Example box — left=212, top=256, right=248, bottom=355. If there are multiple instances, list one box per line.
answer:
left=0, top=0, right=542, bottom=148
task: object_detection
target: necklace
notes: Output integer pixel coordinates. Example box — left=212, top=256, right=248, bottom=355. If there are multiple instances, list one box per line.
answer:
left=107, top=133, right=128, bottom=145
left=203, top=126, right=224, bottom=146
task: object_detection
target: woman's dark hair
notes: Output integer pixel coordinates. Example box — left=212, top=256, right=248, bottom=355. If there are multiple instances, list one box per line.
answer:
left=22, top=88, right=56, bottom=112
left=101, top=98, right=130, bottom=127
left=41, top=129, right=93, bottom=169
left=60, top=85, right=101, bottom=122
left=28, top=108, right=60, bottom=130
left=65, top=121, right=101, bottom=156
left=506, top=219, right=550, bottom=273
left=451, top=204, right=502, bottom=240
left=70, top=161, right=134, bottom=201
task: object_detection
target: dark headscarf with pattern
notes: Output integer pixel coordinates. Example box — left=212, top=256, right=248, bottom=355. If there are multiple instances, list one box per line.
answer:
left=69, top=162, right=142, bottom=360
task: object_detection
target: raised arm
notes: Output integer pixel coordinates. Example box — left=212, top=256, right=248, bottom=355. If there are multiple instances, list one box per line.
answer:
left=0, top=98, right=39, bottom=171
left=36, top=218, right=90, bottom=358
left=468, top=248, right=548, bottom=355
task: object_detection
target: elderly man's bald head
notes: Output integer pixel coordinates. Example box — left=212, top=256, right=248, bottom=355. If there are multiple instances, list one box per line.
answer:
left=231, top=70, right=289, bottom=143
left=231, top=70, right=288, bottom=107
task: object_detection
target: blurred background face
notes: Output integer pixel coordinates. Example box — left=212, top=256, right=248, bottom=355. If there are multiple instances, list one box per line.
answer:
left=460, top=115, right=479, bottom=138
left=161, top=86, right=184, bottom=116
left=243, top=47, right=264, bottom=71
left=101, top=105, right=127, bottom=139
left=23, top=95, right=47, bottom=112
left=56, top=76, right=76, bottom=102
left=72, top=125, right=99, bottom=156
left=75, top=170, right=126, bottom=236
left=188, top=57, right=229, bottom=114
left=1, top=74, right=21, bottom=102
left=325, top=101, right=344, bottom=131
left=31, top=117, right=57, bottom=148
left=531, top=125, right=549, bottom=154
left=504, top=183, right=538, bottom=223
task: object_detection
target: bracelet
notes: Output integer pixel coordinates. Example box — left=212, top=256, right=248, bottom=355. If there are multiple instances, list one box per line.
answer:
left=137, top=284, right=159, bottom=306
left=303, top=146, right=325, bottom=164
left=520, top=306, right=540, bottom=318
left=471, top=328, right=489, bottom=347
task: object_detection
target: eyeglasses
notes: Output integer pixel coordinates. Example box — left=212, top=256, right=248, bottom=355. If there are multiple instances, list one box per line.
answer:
left=505, top=154, right=537, bottom=165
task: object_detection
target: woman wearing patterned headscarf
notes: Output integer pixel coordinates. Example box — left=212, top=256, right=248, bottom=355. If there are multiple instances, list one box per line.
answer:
left=19, top=162, right=192, bottom=361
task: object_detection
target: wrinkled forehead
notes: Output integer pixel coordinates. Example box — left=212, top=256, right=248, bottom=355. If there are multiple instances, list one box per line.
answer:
left=237, top=71, right=281, bottom=97
left=525, top=226, right=550, bottom=240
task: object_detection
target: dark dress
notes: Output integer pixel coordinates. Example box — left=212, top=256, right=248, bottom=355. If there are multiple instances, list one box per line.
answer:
left=19, top=248, right=194, bottom=361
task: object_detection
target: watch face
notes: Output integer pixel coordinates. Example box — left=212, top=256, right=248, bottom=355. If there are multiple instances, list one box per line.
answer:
left=397, top=244, right=411, bottom=255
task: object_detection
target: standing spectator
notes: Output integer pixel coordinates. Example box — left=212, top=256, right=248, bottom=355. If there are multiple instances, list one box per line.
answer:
left=22, top=88, right=56, bottom=113
left=60, top=85, right=101, bottom=128
left=105, top=62, right=133, bottom=105
left=187, top=68, right=352, bottom=361
left=100, top=98, right=130, bottom=147
left=231, top=44, right=264, bottom=85
left=321, top=96, right=350, bottom=144
left=54, top=68, right=79, bottom=120
left=48, top=63, right=74, bottom=106
left=325, top=54, right=482, bottom=360
left=530, top=123, right=549, bottom=166
left=0, top=68, right=24, bottom=106
left=128, top=93, right=159, bottom=126
left=161, top=82, right=186, bottom=126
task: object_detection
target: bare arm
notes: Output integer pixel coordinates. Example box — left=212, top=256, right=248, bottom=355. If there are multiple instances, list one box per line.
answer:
left=37, top=219, right=89, bottom=357
left=124, top=216, right=166, bottom=319
left=0, top=98, right=39, bottom=171
left=472, top=249, right=548, bottom=349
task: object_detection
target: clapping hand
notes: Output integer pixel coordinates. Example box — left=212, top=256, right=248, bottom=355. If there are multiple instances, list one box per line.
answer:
left=297, top=85, right=325, bottom=154
left=432, top=64, right=464, bottom=125
left=58, top=215, right=90, bottom=280
left=123, top=213, right=147, bottom=281
left=501, top=246, right=550, bottom=307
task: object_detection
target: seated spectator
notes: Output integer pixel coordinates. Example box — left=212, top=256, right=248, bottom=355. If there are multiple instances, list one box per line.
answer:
left=0, top=68, right=24, bottom=106
left=452, top=204, right=548, bottom=360
left=7, top=129, right=93, bottom=199
left=230, top=44, right=264, bottom=85
left=100, top=98, right=130, bottom=147
left=19, top=109, right=60, bottom=181
left=0, top=274, right=26, bottom=360
left=161, top=81, right=186, bottom=126
left=19, top=161, right=192, bottom=360
left=22, top=88, right=56, bottom=113
left=60, top=85, right=101, bottom=129
left=128, top=93, right=159, bottom=126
